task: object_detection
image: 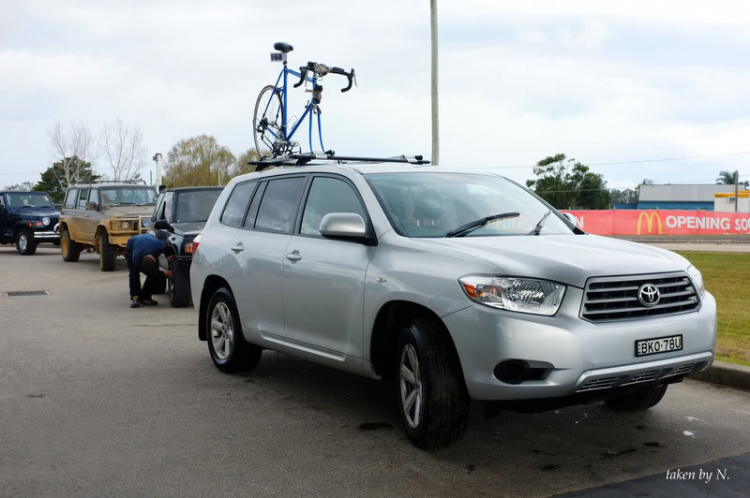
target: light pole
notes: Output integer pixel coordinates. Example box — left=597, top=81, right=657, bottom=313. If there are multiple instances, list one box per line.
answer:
left=152, top=153, right=162, bottom=188
left=430, top=0, right=439, bottom=166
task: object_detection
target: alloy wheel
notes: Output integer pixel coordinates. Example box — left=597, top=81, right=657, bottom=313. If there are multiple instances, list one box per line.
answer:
left=399, top=343, right=423, bottom=429
left=211, top=302, right=234, bottom=360
left=18, top=234, right=27, bottom=252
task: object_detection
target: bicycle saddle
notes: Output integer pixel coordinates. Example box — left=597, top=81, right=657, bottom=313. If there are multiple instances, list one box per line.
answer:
left=273, top=42, right=293, bottom=53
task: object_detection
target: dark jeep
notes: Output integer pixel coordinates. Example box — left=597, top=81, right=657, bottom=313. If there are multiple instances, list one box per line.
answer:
left=150, top=187, right=223, bottom=307
left=0, top=191, right=61, bottom=255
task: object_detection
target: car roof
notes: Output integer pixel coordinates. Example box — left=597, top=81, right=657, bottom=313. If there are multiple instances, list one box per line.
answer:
left=230, top=163, right=504, bottom=183
left=163, top=186, right=224, bottom=192
left=1, top=190, right=52, bottom=195
left=70, top=183, right=154, bottom=189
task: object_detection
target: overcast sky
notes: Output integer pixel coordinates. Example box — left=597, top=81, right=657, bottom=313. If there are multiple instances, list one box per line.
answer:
left=2, top=0, right=750, bottom=189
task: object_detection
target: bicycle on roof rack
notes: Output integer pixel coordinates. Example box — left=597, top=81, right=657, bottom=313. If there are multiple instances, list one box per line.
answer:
left=253, top=42, right=356, bottom=159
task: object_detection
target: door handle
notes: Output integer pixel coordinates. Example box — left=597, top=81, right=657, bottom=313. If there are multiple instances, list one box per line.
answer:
left=230, top=245, right=244, bottom=253
left=285, top=251, right=302, bottom=262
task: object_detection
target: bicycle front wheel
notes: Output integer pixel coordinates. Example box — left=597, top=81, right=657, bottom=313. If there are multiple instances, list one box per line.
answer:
left=253, top=85, right=284, bottom=158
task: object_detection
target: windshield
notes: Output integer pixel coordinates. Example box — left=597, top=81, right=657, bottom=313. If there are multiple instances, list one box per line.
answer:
left=5, top=192, right=55, bottom=209
left=173, top=190, right=222, bottom=223
left=100, top=188, right=157, bottom=207
left=366, top=173, right=572, bottom=238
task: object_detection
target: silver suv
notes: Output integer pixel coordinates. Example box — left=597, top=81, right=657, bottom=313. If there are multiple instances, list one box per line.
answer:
left=190, top=164, right=717, bottom=448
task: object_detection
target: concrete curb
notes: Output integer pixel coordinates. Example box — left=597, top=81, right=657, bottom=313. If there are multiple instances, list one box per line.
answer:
left=689, top=360, right=750, bottom=391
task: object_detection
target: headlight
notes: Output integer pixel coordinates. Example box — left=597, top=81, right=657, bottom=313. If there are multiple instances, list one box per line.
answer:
left=42, top=217, right=51, bottom=226
left=142, top=219, right=151, bottom=228
left=687, top=265, right=705, bottom=297
left=459, top=276, right=566, bottom=316
left=120, top=221, right=132, bottom=231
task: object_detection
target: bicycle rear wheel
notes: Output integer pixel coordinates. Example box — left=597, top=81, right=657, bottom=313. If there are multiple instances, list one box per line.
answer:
left=253, top=85, right=284, bottom=158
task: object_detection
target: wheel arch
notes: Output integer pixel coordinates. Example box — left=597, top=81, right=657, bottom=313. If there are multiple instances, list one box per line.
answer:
left=369, top=300, right=466, bottom=384
left=198, top=275, right=233, bottom=341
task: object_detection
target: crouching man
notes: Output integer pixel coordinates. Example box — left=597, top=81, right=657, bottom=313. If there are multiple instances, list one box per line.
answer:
left=125, top=232, right=169, bottom=308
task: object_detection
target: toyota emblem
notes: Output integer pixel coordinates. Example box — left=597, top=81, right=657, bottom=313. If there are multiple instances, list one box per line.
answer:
left=638, top=283, right=660, bottom=307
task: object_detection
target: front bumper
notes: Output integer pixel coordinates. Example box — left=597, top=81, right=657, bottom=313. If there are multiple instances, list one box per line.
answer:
left=32, top=230, right=60, bottom=240
left=443, top=287, right=718, bottom=401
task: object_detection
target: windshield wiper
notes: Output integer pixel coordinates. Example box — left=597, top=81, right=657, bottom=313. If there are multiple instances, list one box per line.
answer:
left=528, top=210, right=551, bottom=236
left=446, top=212, right=520, bottom=238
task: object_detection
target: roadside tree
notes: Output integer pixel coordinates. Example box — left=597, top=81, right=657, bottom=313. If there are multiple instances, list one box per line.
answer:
left=163, top=135, right=236, bottom=188
left=526, top=154, right=611, bottom=210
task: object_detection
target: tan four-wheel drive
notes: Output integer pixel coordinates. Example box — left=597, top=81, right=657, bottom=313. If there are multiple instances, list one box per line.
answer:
left=58, top=183, right=158, bottom=271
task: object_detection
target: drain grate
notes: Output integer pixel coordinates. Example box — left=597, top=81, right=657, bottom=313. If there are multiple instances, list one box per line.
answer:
left=4, top=290, right=50, bottom=297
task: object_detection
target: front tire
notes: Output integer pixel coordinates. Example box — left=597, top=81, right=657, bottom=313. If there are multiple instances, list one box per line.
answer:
left=206, top=288, right=262, bottom=372
left=60, top=227, right=81, bottom=262
left=605, top=383, right=668, bottom=411
left=16, top=229, right=37, bottom=255
left=395, top=318, right=469, bottom=449
left=253, top=85, right=284, bottom=158
left=99, top=232, right=116, bottom=271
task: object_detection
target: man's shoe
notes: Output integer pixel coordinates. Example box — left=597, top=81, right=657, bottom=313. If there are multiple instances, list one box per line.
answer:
left=130, top=299, right=141, bottom=308
left=140, top=299, right=158, bottom=306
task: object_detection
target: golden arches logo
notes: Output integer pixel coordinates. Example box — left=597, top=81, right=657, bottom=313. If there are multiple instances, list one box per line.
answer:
left=637, top=212, right=662, bottom=235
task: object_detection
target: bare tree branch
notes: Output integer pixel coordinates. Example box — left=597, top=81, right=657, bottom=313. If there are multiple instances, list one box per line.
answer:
left=99, top=117, right=147, bottom=182
left=48, top=120, right=96, bottom=185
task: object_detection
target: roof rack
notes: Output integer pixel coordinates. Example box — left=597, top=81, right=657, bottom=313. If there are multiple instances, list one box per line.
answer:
left=248, top=151, right=430, bottom=172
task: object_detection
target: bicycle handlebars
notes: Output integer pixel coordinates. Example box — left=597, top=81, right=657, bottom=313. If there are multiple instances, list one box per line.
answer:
left=293, top=62, right=356, bottom=93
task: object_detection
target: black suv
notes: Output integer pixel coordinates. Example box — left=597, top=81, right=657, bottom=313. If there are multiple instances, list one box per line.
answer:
left=150, top=187, right=223, bottom=307
left=0, top=190, right=61, bottom=255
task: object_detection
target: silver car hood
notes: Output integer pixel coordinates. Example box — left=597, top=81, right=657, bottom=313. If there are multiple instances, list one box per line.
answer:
left=415, top=234, right=689, bottom=288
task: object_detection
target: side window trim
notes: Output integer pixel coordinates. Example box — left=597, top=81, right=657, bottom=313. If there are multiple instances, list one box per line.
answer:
left=241, top=181, right=267, bottom=230
left=252, top=174, right=309, bottom=235
left=294, top=173, right=371, bottom=238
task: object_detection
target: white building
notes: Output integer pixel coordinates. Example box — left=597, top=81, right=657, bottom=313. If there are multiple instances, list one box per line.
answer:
left=714, top=191, right=750, bottom=213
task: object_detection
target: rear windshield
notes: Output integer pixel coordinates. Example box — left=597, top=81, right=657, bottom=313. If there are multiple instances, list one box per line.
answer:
left=5, top=192, right=55, bottom=209
left=174, top=190, right=222, bottom=223
left=99, top=188, right=157, bottom=207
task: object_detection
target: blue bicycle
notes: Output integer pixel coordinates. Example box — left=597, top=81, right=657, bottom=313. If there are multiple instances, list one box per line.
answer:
left=253, top=42, right=356, bottom=158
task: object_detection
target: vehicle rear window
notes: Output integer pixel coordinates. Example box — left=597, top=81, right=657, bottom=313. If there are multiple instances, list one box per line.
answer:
left=221, top=182, right=257, bottom=228
left=175, top=190, right=222, bottom=223
left=255, top=177, right=306, bottom=233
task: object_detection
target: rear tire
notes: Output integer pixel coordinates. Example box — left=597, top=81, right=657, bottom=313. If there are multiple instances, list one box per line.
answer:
left=99, top=232, right=117, bottom=271
left=60, top=227, right=81, bottom=262
left=206, top=288, right=262, bottom=372
left=605, top=384, right=668, bottom=411
left=253, top=85, right=284, bottom=158
left=395, top=317, right=469, bottom=449
left=16, top=229, right=37, bottom=255
left=168, top=263, right=191, bottom=308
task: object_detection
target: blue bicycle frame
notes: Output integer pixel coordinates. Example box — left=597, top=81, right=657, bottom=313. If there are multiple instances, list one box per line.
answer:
left=263, top=61, right=325, bottom=153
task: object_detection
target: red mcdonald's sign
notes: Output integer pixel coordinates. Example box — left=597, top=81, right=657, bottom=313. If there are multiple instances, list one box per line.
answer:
left=561, top=210, right=750, bottom=236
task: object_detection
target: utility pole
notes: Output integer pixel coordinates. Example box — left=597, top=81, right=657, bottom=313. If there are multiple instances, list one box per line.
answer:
left=152, top=153, right=162, bottom=188
left=735, top=170, right=739, bottom=213
left=430, top=0, right=439, bottom=166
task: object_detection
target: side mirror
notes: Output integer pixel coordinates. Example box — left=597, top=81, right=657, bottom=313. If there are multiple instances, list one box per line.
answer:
left=154, top=220, right=173, bottom=231
left=85, top=202, right=99, bottom=211
left=320, top=213, right=371, bottom=243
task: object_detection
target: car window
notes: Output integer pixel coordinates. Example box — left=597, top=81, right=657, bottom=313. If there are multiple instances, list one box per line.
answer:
left=255, top=177, right=306, bottom=233
left=301, top=177, right=366, bottom=236
left=367, top=173, right=572, bottom=238
left=99, top=188, right=157, bottom=207
left=65, top=189, right=79, bottom=208
left=89, top=190, right=99, bottom=205
left=77, top=189, right=90, bottom=209
left=152, top=193, right=165, bottom=221
left=174, top=190, right=222, bottom=223
left=221, top=181, right=257, bottom=228
left=164, top=193, right=174, bottom=222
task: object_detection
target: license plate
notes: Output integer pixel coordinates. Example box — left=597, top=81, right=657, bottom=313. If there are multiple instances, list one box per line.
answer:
left=635, top=335, right=683, bottom=356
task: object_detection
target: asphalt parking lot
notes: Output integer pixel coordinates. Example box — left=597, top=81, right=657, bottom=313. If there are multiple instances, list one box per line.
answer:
left=2, top=246, right=750, bottom=497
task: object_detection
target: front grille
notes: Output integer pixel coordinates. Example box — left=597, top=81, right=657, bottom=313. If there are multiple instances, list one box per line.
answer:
left=581, top=272, right=700, bottom=322
left=575, top=362, right=699, bottom=393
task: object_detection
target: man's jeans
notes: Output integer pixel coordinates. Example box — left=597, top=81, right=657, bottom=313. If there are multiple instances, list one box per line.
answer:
left=126, top=253, right=156, bottom=300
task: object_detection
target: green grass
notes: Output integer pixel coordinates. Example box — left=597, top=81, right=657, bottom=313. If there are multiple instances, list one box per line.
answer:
left=676, top=251, right=750, bottom=367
